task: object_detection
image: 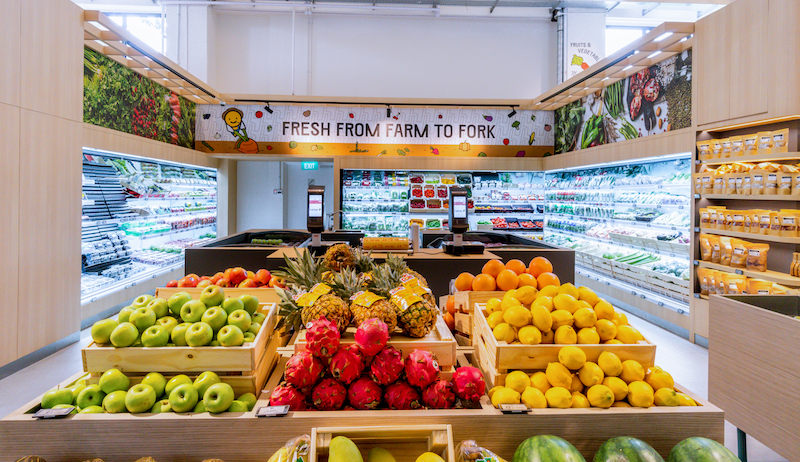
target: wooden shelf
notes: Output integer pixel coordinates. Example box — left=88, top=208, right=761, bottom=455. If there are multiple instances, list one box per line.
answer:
left=699, top=194, right=800, bottom=201
left=696, top=260, right=800, bottom=286
left=699, top=228, right=800, bottom=244
left=699, top=152, right=800, bottom=165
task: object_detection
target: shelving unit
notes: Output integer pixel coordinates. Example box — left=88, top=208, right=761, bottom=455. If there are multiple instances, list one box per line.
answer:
left=695, top=260, right=800, bottom=286
left=698, top=194, right=800, bottom=201
left=698, top=152, right=800, bottom=165
left=698, top=228, right=800, bottom=244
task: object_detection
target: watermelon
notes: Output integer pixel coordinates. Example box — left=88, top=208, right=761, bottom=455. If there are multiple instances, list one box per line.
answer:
left=668, top=437, right=740, bottom=462
left=593, top=437, right=665, bottom=462
left=513, top=435, right=586, bottom=462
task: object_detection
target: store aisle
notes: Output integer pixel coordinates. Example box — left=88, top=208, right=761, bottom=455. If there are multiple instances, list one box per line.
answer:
left=0, top=309, right=788, bottom=461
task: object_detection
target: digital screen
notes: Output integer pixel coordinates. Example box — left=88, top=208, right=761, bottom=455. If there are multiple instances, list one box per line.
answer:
left=308, top=194, right=323, bottom=218
left=453, top=196, right=467, bottom=219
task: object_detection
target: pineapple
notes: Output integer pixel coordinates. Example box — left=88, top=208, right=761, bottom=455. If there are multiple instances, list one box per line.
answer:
left=353, top=247, right=376, bottom=287
left=324, top=243, right=356, bottom=272
left=332, top=267, right=398, bottom=332
left=273, top=248, right=325, bottom=291
left=302, top=294, right=351, bottom=334
left=383, top=253, right=435, bottom=308
left=373, top=263, right=437, bottom=338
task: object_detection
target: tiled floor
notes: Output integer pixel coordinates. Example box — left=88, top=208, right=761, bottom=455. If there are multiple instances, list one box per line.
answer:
left=0, top=308, right=789, bottom=461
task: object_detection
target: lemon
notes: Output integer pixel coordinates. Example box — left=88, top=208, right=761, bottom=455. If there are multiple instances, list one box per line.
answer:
left=615, top=325, right=644, bottom=344
left=415, top=452, right=445, bottom=462
left=611, top=401, right=631, bottom=407
left=493, top=323, right=516, bottom=343
left=541, top=329, right=554, bottom=344
left=577, top=286, right=599, bottom=307
left=530, top=372, right=551, bottom=394
left=532, top=296, right=554, bottom=312
left=515, top=286, right=538, bottom=305
left=675, top=392, right=697, bottom=406
left=520, top=387, right=547, bottom=408
left=577, top=328, right=600, bottom=344
left=571, top=391, right=590, bottom=408
left=503, top=289, right=518, bottom=301
left=558, top=283, right=579, bottom=299
left=602, top=377, right=629, bottom=401
left=544, top=387, right=573, bottom=408
left=597, top=351, right=623, bottom=377
left=586, top=384, right=615, bottom=408
left=620, top=360, right=645, bottom=383
left=486, top=311, right=505, bottom=330
left=645, top=367, right=675, bottom=391
left=545, top=362, right=573, bottom=388
left=505, top=370, right=531, bottom=394
left=517, top=325, right=542, bottom=345
left=553, top=294, right=578, bottom=313
left=501, top=296, right=522, bottom=311
left=654, top=388, right=680, bottom=406
left=595, top=319, right=617, bottom=341
left=537, top=285, right=559, bottom=299
left=554, top=326, right=577, bottom=344
left=573, top=308, right=597, bottom=329
left=503, top=306, right=532, bottom=328
left=491, top=387, right=521, bottom=408
left=594, top=300, right=615, bottom=320
left=604, top=339, right=623, bottom=345
left=568, top=373, right=584, bottom=393
left=487, top=386, right=503, bottom=400
left=627, top=381, right=654, bottom=408
left=530, top=305, right=553, bottom=332
left=486, top=298, right=502, bottom=313
left=578, top=362, right=604, bottom=387
left=557, top=346, right=586, bottom=370
left=551, top=310, right=574, bottom=329
left=613, top=311, right=629, bottom=326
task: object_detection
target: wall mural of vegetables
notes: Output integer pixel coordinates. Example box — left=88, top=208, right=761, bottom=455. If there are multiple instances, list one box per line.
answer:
left=83, top=47, right=196, bottom=149
left=554, top=49, right=692, bottom=155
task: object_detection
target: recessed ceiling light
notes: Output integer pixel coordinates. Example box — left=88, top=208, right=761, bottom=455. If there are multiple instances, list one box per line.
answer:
left=647, top=51, right=662, bottom=59
left=654, top=32, right=673, bottom=42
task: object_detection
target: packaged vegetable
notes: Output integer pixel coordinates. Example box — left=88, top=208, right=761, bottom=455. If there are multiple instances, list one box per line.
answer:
left=708, top=235, right=721, bottom=263
left=720, top=138, right=732, bottom=158
left=772, top=128, right=790, bottom=154
left=731, top=211, right=746, bottom=233
left=711, top=139, right=723, bottom=159
left=696, top=140, right=712, bottom=160
left=721, top=273, right=747, bottom=295
left=780, top=212, right=798, bottom=237
left=779, top=172, right=793, bottom=195
left=747, top=279, right=773, bottom=295
left=769, top=212, right=781, bottom=237
left=455, top=440, right=508, bottom=462
left=746, top=243, right=770, bottom=272
left=697, top=268, right=710, bottom=296
left=720, top=236, right=733, bottom=265
left=765, top=172, right=779, bottom=195
left=743, top=133, right=759, bottom=156
left=699, top=234, right=713, bottom=261
left=730, top=135, right=744, bottom=157
left=750, top=170, right=765, bottom=195
left=267, top=435, right=310, bottom=462
left=757, top=131, right=773, bottom=155
left=730, top=239, right=748, bottom=268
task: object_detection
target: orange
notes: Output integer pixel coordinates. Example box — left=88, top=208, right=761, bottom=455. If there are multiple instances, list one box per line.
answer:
left=496, top=269, right=520, bottom=291
left=505, top=259, right=528, bottom=276
left=443, top=312, right=455, bottom=331
left=472, top=273, right=497, bottom=291
left=446, top=296, right=456, bottom=315
left=528, top=257, right=554, bottom=278
left=536, top=272, right=561, bottom=289
left=454, top=272, right=475, bottom=292
left=517, top=273, right=538, bottom=289
left=482, top=260, right=505, bottom=278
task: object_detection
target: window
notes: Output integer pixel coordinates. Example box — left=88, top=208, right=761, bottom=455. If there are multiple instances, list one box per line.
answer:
left=107, top=13, right=164, bottom=54
left=606, top=27, right=650, bottom=56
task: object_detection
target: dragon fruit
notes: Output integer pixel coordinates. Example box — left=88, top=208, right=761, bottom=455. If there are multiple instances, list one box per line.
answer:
left=311, top=378, right=347, bottom=411
left=355, top=318, right=389, bottom=357
left=284, top=350, right=324, bottom=391
left=404, top=349, right=439, bottom=388
left=347, top=376, right=383, bottom=410
left=422, top=379, right=456, bottom=409
left=369, top=346, right=405, bottom=386
left=329, top=345, right=365, bottom=385
left=305, top=316, right=340, bottom=359
left=452, top=366, right=486, bottom=402
left=384, top=381, right=421, bottom=410
left=269, top=383, right=307, bottom=411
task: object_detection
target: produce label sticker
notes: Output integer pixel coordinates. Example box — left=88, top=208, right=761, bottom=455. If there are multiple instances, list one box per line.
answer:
left=350, top=291, right=385, bottom=308
left=293, top=289, right=325, bottom=308
left=389, top=287, right=423, bottom=310
left=401, top=274, right=432, bottom=297
left=310, top=283, right=332, bottom=295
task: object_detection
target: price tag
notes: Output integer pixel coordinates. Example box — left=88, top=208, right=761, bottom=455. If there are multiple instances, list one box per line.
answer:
left=499, top=404, right=531, bottom=414
left=34, top=407, right=75, bottom=419
left=694, top=293, right=701, bottom=299
left=695, top=227, right=701, bottom=233
left=694, top=194, right=700, bottom=199
left=693, top=260, right=699, bottom=266
left=735, top=270, right=744, bottom=275
left=256, top=405, right=290, bottom=417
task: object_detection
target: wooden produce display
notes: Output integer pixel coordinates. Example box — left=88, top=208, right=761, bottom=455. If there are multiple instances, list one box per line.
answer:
left=310, top=425, right=455, bottom=462
left=450, top=291, right=505, bottom=345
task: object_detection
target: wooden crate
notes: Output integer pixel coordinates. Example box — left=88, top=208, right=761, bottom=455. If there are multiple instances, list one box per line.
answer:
left=453, top=312, right=472, bottom=344
left=472, top=308, right=656, bottom=372
left=82, top=303, right=278, bottom=374
left=155, top=287, right=279, bottom=305
left=452, top=290, right=505, bottom=314
left=310, top=425, right=454, bottom=462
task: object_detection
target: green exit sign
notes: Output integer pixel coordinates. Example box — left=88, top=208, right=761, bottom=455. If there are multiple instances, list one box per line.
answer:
left=301, top=161, right=318, bottom=170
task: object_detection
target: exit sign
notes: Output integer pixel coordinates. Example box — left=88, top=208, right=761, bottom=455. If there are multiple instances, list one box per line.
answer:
left=301, top=161, right=318, bottom=170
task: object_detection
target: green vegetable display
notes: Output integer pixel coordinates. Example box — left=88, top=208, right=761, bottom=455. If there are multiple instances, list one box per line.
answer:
left=620, top=120, right=639, bottom=140
left=580, top=114, right=605, bottom=149
left=603, top=80, right=624, bottom=119
left=554, top=101, right=585, bottom=154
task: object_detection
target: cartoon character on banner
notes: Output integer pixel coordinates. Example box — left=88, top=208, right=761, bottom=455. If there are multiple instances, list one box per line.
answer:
left=222, top=108, right=259, bottom=153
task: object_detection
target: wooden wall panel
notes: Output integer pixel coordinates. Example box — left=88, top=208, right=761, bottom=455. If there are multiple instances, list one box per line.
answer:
left=0, top=0, right=21, bottom=107
left=16, top=110, right=81, bottom=357
left=0, top=103, right=20, bottom=365
left=770, top=0, right=800, bottom=119
left=20, top=0, right=82, bottom=121
left=729, top=0, right=768, bottom=120
left=695, top=6, right=730, bottom=126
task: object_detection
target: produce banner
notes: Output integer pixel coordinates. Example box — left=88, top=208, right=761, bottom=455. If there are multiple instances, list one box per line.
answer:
left=194, top=105, right=555, bottom=157
left=83, top=48, right=196, bottom=149
left=554, top=49, right=692, bottom=155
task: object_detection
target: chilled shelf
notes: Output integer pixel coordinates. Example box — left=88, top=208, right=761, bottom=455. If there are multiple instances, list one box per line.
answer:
left=576, top=266, right=689, bottom=313
left=545, top=213, right=689, bottom=232
left=127, top=195, right=217, bottom=202
left=546, top=229, right=689, bottom=259
left=549, top=183, right=691, bottom=191
left=81, top=261, right=184, bottom=305
left=547, top=200, right=688, bottom=210
left=127, top=224, right=217, bottom=240
left=81, top=209, right=218, bottom=227
left=695, top=260, right=800, bottom=287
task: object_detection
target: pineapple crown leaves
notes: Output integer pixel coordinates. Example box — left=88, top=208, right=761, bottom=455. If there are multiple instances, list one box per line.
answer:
left=272, top=248, right=326, bottom=291
left=275, top=287, right=305, bottom=333
left=369, top=263, right=403, bottom=298
left=353, top=248, right=377, bottom=273
left=384, top=253, right=409, bottom=274
left=329, top=267, right=367, bottom=300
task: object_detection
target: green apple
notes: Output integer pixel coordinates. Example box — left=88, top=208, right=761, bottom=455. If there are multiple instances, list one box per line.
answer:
left=203, top=382, right=235, bottom=413
left=217, top=325, right=244, bottom=347
left=125, top=383, right=157, bottom=413
left=150, top=399, right=172, bottom=413
left=141, top=372, right=167, bottom=398
left=238, top=294, right=259, bottom=316
left=228, top=400, right=248, bottom=412
left=171, top=322, right=192, bottom=346
left=66, top=379, right=87, bottom=402
left=165, top=374, right=193, bottom=396
left=221, top=298, right=244, bottom=316
left=200, top=285, right=225, bottom=308
left=91, top=319, right=119, bottom=344
left=129, top=307, right=157, bottom=332
left=141, top=325, right=169, bottom=347
left=237, top=392, right=257, bottom=411
left=243, top=332, right=256, bottom=343
left=180, top=300, right=207, bottom=323
left=227, top=310, right=252, bottom=332
left=201, top=306, right=228, bottom=332
left=99, top=368, right=130, bottom=394
left=41, top=389, right=74, bottom=409
left=251, top=312, right=266, bottom=325
left=132, top=294, right=155, bottom=308
left=76, top=384, right=106, bottom=409
left=146, top=298, right=170, bottom=319
left=193, top=401, right=206, bottom=413
left=192, top=371, right=221, bottom=398
left=168, top=292, right=192, bottom=316
left=79, top=405, right=105, bottom=414
left=52, top=404, right=78, bottom=414
left=109, top=322, right=139, bottom=347
left=132, top=337, right=143, bottom=347
left=185, top=322, right=214, bottom=347
left=118, top=306, right=135, bottom=323
left=248, top=322, right=261, bottom=336
left=209, top=340, right=221, bottom=346
left=156, top=316, right=179, bottom=334
left=102, top=390, right=127, bottom=413
left=169, top=383, right=199, bottom=413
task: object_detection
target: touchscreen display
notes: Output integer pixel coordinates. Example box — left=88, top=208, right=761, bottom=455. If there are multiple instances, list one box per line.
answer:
left=453, top=196, right=467, bottom=219
left=308, top=194, right=323, bottom=218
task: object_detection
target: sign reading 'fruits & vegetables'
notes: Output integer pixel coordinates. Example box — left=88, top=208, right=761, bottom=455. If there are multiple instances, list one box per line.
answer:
left=195, top=105, right=554, bottom=157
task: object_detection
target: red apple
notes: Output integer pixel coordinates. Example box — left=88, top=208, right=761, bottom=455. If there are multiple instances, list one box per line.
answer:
left=238, top=278, right=257, bottom=288
left=166, top=280, right=178, bottom=288
left=217, top=277, right=231, bottom=288
left=254, top=269, right=271, bottom=286
left=186, top=273, right=200, bottom=280
left=228, top=267, right=248, bottom=286
left=246, top=270, right=256, bottom=280
left=269, top=276, right=285, bottom=288
left=200, top=276, right=212, bottom=281
left=178, top=276, right=199, bottom=288
left=210, top=272, right=224, bottom=284
left=197, top=279, right=212, bottom=289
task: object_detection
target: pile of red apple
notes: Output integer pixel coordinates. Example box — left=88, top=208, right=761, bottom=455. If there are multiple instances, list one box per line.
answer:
left=166, top=267, right=285, bottom=289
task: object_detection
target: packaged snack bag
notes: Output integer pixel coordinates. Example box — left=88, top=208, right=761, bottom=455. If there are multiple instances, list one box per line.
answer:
left=696, top=140, right=712, bottom=161
left=720, top=236, right=733, bottom=265
left=730, top=239, right=748, bottom=268
left=699, top=234, right=713, bottom=261
left=746, top=243, right=770, bottom=272
left=772, top=128, right=789, bottom=154
left=711, top=139, right=723, bottom=159
left=697, top=268, right=710, bottom=296
left=730, top=135, right=744, bottom=157
left=749, top=169, right=765, bottom=195
left=743, top=133, right=758, bottom=156
left=747, top=279, right=772, bottom=295
left=722, top=273, right=747, bottom=294
left=720, top=138, right=732, bottom=158
left=731, top=211, right=746, bottom=233
left=780, top=212, right=798, bottom=237
left=699, top=208, right=710, bottom=228
left=765, top=171, right=779, bottom=195
left=779, top=172, right=793, bottom=195
left=708, top=235, right=721, bottom=264
left=724, top=174, right=737, bottom=195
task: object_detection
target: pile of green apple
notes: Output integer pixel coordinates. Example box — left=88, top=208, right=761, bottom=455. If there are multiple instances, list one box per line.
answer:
left=90, top=285, right=265, bottom=348
left=40, top=369, right=257, bottom=414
